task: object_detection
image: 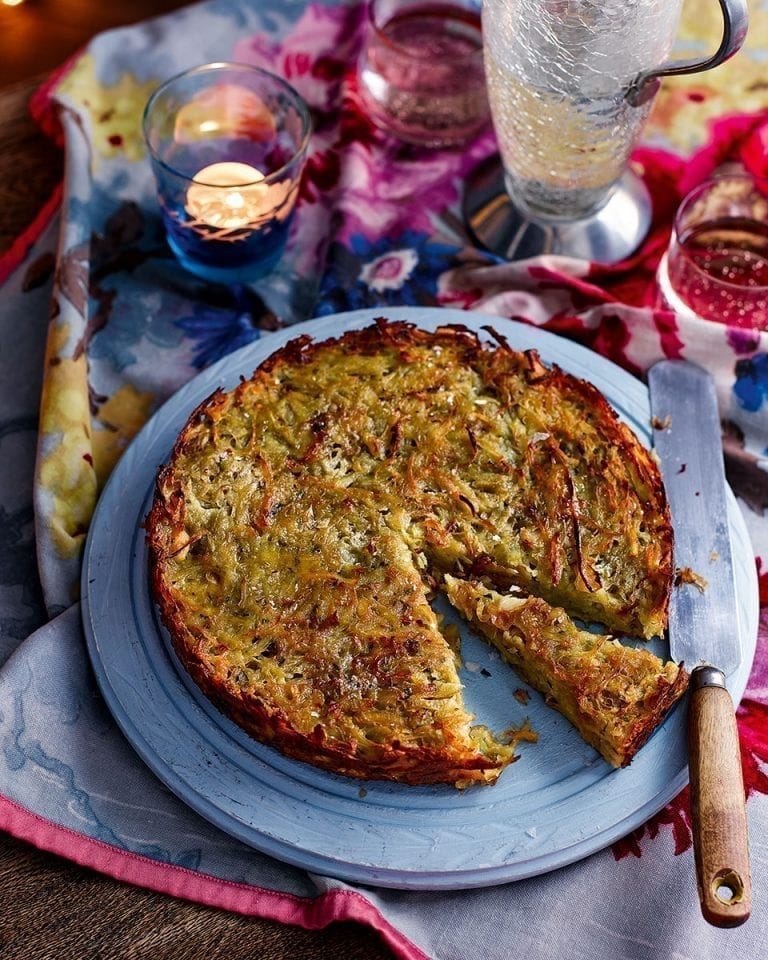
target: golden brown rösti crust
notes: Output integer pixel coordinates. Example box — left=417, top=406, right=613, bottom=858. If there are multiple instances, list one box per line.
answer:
left=147, top=318, right=679, bottom=785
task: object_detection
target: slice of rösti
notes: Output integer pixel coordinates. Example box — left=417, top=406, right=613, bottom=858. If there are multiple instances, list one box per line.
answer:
left=443, top=575, right=687, bottom=767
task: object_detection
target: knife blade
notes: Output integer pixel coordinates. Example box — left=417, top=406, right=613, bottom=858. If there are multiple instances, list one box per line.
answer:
left=648, top=359, right=751, bottom=927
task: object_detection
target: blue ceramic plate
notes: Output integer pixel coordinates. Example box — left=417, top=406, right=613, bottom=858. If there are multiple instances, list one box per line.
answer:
left=81, top=307, right=759, bottom=889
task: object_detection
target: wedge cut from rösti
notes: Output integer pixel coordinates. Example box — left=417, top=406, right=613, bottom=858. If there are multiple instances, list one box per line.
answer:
left=444, top=575, right=687, bottom=767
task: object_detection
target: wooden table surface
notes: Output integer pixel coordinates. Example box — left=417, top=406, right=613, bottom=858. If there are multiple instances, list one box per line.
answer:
left=0, top=70, right=397, bottom=960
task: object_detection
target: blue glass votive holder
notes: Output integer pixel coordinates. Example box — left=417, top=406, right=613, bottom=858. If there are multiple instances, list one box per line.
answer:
left=142, top=62, right=311, bottom=284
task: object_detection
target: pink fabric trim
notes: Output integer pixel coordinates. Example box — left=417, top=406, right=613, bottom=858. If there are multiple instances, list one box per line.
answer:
left=0, top=183, right=62, bottom=287
left=0, top=793, right=430, bottom=960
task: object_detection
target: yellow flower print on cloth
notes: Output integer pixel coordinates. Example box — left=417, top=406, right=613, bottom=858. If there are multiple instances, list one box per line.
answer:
left=91, top=384, right=155, bottom=488
left=36, top=320, right=97, bottom=580
left=37, top=327, right=155, bottom=604
left=55, top=53, right=160, bottom=164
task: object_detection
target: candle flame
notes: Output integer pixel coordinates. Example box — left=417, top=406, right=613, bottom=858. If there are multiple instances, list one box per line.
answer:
left=185, top=161, right=296, bottom=234
left=186, top=162, right=273, bottom=231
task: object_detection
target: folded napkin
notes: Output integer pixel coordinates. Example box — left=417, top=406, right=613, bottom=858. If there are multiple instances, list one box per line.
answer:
left=2, top=1, right=768, bottom=958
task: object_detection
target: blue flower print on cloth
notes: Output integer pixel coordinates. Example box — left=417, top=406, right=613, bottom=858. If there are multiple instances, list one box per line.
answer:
left=316, top=231, right=462, bottom=315
left=175, top=286, right=281, bottom=369
left=735, top=353, right=768, bottom=413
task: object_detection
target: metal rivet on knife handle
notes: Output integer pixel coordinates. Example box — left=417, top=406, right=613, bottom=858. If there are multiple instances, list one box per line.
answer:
left=688, top=667, right=752, bottom=927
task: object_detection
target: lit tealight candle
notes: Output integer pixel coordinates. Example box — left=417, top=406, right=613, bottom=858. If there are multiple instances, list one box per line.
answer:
left=186, top=161, right=275, bottom=231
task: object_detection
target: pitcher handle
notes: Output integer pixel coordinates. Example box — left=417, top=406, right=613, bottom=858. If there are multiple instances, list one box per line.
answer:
left=625, top=0, right=749, bottom=106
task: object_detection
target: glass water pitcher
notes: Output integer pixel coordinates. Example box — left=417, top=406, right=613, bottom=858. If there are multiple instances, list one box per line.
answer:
left=466, top=0, right=749, bottom=261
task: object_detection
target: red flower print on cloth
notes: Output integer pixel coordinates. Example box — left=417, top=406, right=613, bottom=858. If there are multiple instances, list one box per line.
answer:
left=758, top=558, right=768, bottom=606
left=233, top=3, right=364, bottom=116
left=613, top=612, right=768, bottom=861
left=612, top=698, right=768, bottom=861
left=678, top=111, right=768, bottom=194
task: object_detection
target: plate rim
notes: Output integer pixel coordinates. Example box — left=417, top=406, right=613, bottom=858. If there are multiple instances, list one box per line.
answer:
left=81, top=306, right=759, bottom=889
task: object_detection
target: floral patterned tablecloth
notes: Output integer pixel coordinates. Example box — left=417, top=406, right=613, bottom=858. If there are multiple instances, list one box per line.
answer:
left=1, top=1, right=768, bottom=958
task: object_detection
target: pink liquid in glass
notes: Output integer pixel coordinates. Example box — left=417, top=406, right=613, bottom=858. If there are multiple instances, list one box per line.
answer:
left=666, top=216, right=768, bottom=329
left=359, top=4, right=488, bottom=147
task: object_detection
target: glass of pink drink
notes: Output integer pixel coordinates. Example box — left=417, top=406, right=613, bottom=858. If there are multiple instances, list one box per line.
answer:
left=658, top=174, right=768, bottom=330
left=357, top=0, right=489, bottom=147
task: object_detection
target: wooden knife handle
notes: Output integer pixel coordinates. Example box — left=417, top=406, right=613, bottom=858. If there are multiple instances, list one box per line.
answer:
left=688, top=666, right=751, bottom=927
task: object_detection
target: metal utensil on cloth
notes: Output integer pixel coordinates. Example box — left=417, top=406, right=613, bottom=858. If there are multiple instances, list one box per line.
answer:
left=648, top=359, right=751, bottom=927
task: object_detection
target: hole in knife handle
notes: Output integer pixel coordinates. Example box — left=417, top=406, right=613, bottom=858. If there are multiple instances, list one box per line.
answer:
left=712, top=870, right=744, bottom=905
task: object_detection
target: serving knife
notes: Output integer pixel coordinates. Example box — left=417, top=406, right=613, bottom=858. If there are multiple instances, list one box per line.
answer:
left=648, top=359, right=751, bottom=927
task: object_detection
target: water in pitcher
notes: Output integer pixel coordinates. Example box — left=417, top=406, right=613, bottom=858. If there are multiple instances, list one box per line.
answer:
left=483, top=0, right=683, bottom=220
